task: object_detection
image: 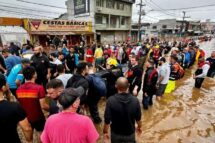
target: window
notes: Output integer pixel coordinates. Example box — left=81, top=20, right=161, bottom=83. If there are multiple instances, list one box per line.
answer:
left=120, top=3, right=124, bottom=10
left=152, top=26, right=157, bottom=29
left=96, top=0, right=104, bottom=7
left=117, top=2, right=120, bottom=9
left=124, top=4, right=129, bottom=11
left=106, top=16, right=109, bottom=25
left=117, top=2, right=124, bottom=10
left=110, top=16, right=117, bottom=28
left=95, top=15, right=103, bottom=24
left=162, top=25, right=167, bottom=29
left=121, top=17, right=125, bottom=25
left=106, top=0, right=115, bottom=9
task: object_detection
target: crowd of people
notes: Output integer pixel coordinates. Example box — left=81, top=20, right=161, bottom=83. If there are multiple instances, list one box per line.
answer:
left=0, top=36, right=215, bottom=143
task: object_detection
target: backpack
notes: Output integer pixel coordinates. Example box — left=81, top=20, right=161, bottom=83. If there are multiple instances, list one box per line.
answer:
left=147, top=69, right=158, bottom=85
left=88, top=74, right=107, bottom=97
left=174, top=63, right=185, bottom=80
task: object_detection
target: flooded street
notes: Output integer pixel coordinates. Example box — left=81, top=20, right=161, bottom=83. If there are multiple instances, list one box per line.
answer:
left=2, top=0, right=215, bottom=143
left=96, top=39, right=215, bottom=143
left=17, top=40, right=215, bottom=143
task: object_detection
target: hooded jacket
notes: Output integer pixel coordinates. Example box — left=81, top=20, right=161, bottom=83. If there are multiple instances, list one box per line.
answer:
left=104, top=93, right=141, bottom=135
left=143, top=67, right=158, bottom=94
left=66, top=74, right=89, bottom=104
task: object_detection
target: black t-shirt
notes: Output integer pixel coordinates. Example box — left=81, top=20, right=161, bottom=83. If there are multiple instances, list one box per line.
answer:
left=143, top=67, right=158, bottom=94
left=99, top=68, right=123, bottom=97
left=78, top=47, right=85, bottom=60
left=0, top=100, right=26, bottom=143
left=31, top=54, right=50, bottom=83
left=0, top=54, right=6, bottom=73
left=46, top=38, right=52, bottom=46
left=74, top=46, right=79, bottom=54
left=104, top=93, right=141, bottom=135
left=66, top=74, right=89, bottom=105
left=53, top=37, right=61, bottom=47
left=127, top=65, right=143, bottom=92
left=62, top=39, right=68, bottom=46
left=65, top=54, right=76, bottom=72
left=49, top=99, right=59, bottom=116
left=91, top=44, right=96, bottom=54
left=207, top=57, right=215, bottom=72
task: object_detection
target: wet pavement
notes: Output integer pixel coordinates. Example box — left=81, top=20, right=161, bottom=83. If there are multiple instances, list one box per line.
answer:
left=95, top=39, right=215, bottom=143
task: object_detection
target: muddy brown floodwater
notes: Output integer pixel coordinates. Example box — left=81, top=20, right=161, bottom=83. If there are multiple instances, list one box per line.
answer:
left=95, top=40, right=215, bottom=143
left=18, top=40, right=215, bottom=143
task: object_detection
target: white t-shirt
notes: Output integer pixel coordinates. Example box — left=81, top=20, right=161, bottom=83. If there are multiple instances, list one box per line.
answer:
left=51, top=59, right=62, bottom=65
left=56, top=73, right=73, bottom=88
left=158, top=63, right=170, bottom=84
left=196, top=64, right=210, bottom=78
left=117, top=47, right=124, bottom=61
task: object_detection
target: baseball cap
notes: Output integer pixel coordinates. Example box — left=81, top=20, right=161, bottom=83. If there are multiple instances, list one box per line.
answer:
left=58, top=87, right=85, bottom=109
left=158, top=57, right=166, bottom=62
left=0, top=73, right=6, bottom=89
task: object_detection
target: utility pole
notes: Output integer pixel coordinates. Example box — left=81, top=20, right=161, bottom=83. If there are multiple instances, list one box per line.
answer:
left=137, top=0, right=145, bottom=42
left=180, top=11, right=190, bottom=37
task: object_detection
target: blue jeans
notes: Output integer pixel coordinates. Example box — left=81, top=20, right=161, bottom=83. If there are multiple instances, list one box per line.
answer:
left=142, top=92, right=153, bottom=109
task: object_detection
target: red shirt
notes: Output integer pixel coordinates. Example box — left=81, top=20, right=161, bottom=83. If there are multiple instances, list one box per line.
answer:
left=86, top=49, right=94, bottom=63
left=199, top=50, right=205, bottom=59
left=104, top=49, right=112, bottom=60
left=107, top=49, right=112, bottom=55
left=16, top=82, right=45, bottom=123
left=126, top=48, right=132, bottom=57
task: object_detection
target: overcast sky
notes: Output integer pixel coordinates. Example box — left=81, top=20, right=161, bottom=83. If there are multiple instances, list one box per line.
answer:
left=134, top=0, right=215, bottom=23
left=0, top=0, right=214, bottom=23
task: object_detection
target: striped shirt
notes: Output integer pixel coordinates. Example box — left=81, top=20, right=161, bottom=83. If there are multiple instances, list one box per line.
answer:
left=16, top=82, right=45, bottom=123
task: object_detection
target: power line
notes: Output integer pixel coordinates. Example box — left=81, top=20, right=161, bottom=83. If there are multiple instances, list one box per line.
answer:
left=144, top=15, right=160, bottom=20
left=148, top=0, right=179, bottom=17
left=17, top=0, right=67, bottom=9
left=0, top=4, right=61, bottom=15
left=0, top=1, right=61, bottom=14
left=0, top=8, right=55, bottom=18
left=133, top=12, right=160, bottom=20
left=153, top=3, right=215, bottom=11
left=186, top=9, right=215, bottom=13
left=144, top=0, right=178, bottom=18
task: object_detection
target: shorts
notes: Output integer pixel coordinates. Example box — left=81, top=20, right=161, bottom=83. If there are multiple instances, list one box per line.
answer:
left=10, top=88, right=17, bottom=97
left=156, top=84, right=167, bottom=96
left=30, top=118, right=46, bottom=132
left=111, top=131, right=135, bottom=143
left=95, top=58, right=104, bottom=67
